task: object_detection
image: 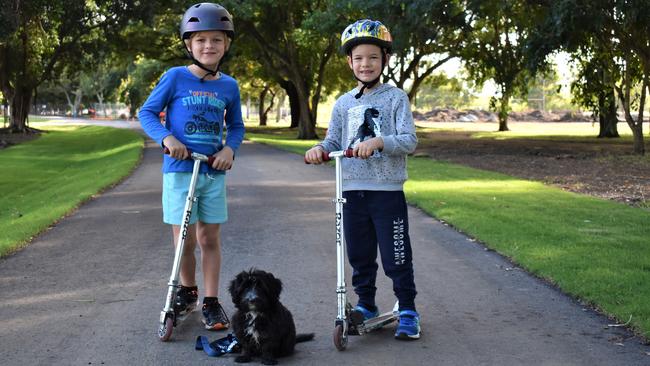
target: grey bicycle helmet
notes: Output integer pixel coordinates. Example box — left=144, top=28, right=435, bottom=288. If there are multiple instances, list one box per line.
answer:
left=180, top=3, right=234, bottom=40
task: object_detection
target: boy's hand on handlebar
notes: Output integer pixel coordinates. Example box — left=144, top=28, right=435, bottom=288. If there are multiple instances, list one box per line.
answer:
left=212, top=146, right=234, bottom=170
left=354, top=137, right=383, bottom=159
left=305, top=146, right=326, bottom=164
left=163, top=135, right=189, bottom=160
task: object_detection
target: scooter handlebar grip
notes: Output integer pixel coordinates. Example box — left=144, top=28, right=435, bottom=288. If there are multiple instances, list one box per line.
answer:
left=304, top=149, right=354, bottom=164
left=163, top=147, right=193, bottom=156
left=304, top=150, right=333, bottom=164
left=164, top=147, right=217, bottom=168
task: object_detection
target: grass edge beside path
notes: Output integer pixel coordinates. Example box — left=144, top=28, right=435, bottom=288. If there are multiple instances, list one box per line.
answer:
left=246, top=128, right=650, bottom=342
left=0, top=125, right=144, bottom=257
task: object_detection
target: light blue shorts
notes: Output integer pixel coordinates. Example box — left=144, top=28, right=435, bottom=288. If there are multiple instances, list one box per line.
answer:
left=162, top=172, right=227, bottom=225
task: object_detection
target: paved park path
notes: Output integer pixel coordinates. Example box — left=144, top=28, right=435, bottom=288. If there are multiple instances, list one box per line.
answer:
left=1, top=132, right=649, bottom=365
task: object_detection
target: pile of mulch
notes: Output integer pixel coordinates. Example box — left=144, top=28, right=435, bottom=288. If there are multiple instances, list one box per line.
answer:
left=413, top=108, right=594, bottom=123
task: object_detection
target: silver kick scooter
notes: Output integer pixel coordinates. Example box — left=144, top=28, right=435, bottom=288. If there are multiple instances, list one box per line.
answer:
left=309, top=149, right=399, bottom=351
left=158, top=149, right=214, bottom=342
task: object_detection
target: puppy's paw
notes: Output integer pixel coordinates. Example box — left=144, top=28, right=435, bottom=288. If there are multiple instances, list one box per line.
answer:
left=235, top=355, right=252, bottom=363
left=261, top=358, right=278, bottom=365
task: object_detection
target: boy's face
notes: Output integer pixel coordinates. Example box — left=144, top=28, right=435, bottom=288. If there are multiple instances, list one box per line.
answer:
left=185, top=30, right=230, bottom=69
left=347, top=44, right=387, bottom=84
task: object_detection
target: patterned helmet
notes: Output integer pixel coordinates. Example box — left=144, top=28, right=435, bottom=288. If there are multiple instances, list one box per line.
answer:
left=180, top=3, right=234, bottom=40
left=340, top=19, right=392, bottom=55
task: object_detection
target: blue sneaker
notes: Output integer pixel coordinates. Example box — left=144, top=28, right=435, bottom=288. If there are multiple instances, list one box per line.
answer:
left=348, top=304, right=379, bottom=335
left=395, top=310, right=420, bottom=340
left=354, top=304, right=379, bottom=321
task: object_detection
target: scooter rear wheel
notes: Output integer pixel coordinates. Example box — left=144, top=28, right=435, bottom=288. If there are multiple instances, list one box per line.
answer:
left=333, top=324, right=347, bottom=351
left=158, top=316, right=174, bottom=342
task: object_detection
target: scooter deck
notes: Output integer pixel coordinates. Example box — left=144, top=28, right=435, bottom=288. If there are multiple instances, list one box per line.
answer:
left=366, top=312, right=398, bottom=327
left=175, top=301, right=199, bottom=322
left=348, top=310, right=398, bottom=335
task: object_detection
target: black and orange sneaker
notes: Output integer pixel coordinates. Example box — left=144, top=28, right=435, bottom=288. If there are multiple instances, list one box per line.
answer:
left=174, top=286, right=198, bottom=316
left=202, top=297, right=230, bottom=331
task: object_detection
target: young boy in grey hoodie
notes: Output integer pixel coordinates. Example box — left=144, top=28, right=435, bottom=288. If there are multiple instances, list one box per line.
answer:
left=304, top=19, right=420, bottom=340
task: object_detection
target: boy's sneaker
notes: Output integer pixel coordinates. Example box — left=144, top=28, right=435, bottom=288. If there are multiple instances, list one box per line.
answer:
left=349, top=304, right=379, bottom=325
left=202, top=298, right=230, bottom=331
left=395, top=310, right=420, bottom=340
left=174, top=286, right=198, bottom=316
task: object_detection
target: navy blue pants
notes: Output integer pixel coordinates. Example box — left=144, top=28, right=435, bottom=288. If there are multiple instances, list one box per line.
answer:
left=343, top=190, right=417, bottom=311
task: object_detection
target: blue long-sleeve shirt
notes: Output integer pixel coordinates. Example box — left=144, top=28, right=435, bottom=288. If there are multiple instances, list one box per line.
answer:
left=138, top=66, right=245, bottom=174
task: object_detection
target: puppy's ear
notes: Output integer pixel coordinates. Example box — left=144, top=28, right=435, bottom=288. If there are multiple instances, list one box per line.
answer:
left=268, top=274, right=283, bottom=300
left=228, top=271, right=245, bottom=303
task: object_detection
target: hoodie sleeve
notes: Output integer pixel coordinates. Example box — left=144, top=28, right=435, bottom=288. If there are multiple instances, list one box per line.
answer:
left=138, top=70, right=174, bottom=146
left=381, top=90, right=417, bottom=155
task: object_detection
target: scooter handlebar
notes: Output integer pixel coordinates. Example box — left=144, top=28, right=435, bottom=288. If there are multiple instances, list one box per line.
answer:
left=164, top=147, right=216, bottom=166
left=304, top=149, right=353, bottom=164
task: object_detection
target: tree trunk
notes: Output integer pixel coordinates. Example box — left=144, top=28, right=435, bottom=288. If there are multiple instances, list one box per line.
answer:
left=295, top=83, right=317, bottom=139
left=497, top=94, right=510, bottom=132
left=278, top=80, right=300, bottom=128
left=616, top=79, right=646, bottom=155
left=258, top=87, right=267, bottom=126
left=245, top=95, right=250, bottom=120
left=9, top=86, right=32, bottom=133
left=631, top=124, right=645, bottom=155
left=73, top=88, right=82, bottom=118
left=597, top=89, right=619, bottom=138
left=97, top=92, right=107, bottom=118
left=258, top=86, right=275, bottom=127
left=2, top=100, right=8, bottom=127
left=276, top=92, right=284, bottom=123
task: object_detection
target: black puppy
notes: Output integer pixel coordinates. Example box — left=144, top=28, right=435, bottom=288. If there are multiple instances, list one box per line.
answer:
left=229, top=269, right=314, bottom=365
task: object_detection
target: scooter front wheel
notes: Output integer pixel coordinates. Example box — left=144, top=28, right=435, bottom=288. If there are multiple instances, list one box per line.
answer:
left=333, top=324, right=347, bottom=351
left=158, top=316, right=174, bottom=342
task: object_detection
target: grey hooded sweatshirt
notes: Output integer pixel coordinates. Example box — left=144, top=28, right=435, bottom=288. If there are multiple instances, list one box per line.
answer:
left=317, top=83, right=417, bottom=191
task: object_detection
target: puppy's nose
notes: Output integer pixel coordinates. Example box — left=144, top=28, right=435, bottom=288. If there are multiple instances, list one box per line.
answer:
left=243, top=289, right=258, bottom=302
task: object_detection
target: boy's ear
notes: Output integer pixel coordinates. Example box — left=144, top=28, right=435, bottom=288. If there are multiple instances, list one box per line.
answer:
left=225, top=37, right=231, bottom=52
left=347, top=55, right=353, bottom=70
left=184, top=39, right=192, bottom=53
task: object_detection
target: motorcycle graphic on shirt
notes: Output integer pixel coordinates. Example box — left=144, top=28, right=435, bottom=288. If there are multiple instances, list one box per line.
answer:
left=182, top=90, right=226, bottom=152
left=346, top=105, right=382, bottom=157
left=184, top=111, right=220, bottom=135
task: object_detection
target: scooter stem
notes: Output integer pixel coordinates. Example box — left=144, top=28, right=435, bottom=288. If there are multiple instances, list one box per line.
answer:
left=163, top=158, right=202, bottom=313
left=334, top=154, right=348, bottom=322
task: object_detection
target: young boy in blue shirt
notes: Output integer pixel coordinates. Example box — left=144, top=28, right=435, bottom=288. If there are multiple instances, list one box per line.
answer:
left=138, top=3, right=245, bottom=331
left=305, top=19, right=420, bottom=340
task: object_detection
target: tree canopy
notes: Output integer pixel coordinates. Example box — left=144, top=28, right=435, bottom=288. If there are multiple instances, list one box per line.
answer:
left=0, top=0, right=157, bottom=132
left=4, top=1, right=650, bottom=154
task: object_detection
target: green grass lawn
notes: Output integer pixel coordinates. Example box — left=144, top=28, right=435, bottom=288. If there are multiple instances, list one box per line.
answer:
left=0, top=125, right=143, bottom=256
left=245, top=125, right=650, bottom=340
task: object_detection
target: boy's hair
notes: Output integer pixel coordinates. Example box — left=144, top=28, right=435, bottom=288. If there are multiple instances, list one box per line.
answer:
left=184, top=30, right=231, bottom=48
left=340, top=19, right=392, bottom=55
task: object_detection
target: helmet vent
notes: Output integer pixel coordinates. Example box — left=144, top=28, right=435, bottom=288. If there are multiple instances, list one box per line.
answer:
left=188, top=17, right=200, bottom=23
left=221, top=16, right=231, bottom=22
